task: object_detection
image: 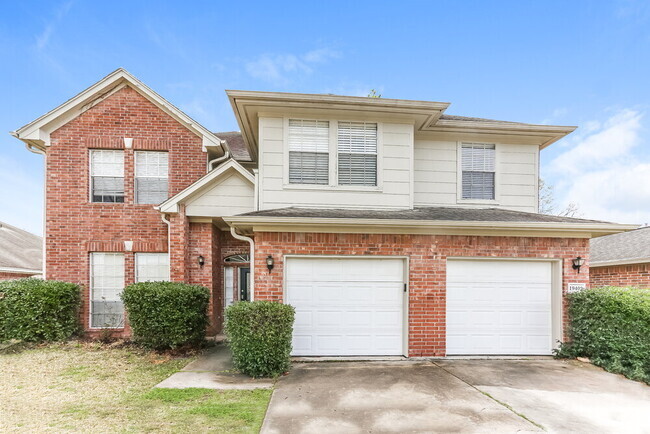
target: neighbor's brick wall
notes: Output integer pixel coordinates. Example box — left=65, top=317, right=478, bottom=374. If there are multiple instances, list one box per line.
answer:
left=253, top=232, right=590, bottom=357
left=0, top=272, right=39, bottom=280
left=46, top=85, right=207, bottom=335
left=590, top=263, right=650, bottom=288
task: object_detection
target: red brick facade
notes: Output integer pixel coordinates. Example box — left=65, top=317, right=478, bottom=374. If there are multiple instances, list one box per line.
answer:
left=0, top=272, right=39, bottom=280
left=44, top=85, right=250, bottom=336
left=253, top=232, right=590, bottom=357
left=590, top=263, right=650, bottom=288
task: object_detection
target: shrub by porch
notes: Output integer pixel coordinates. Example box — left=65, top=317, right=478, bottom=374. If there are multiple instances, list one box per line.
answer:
left=559, top=286, right=650, bottom=383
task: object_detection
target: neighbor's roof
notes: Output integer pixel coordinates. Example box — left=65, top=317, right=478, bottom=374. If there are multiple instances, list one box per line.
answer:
left=239, top=207, right=610, bottom=224
left=0, top=221, right=42, bottom=273
left=213, top=131, right=251, bottom=162
left=590, top=226, right=650, bottom=267
left=225, top=206, right=635, bottom=238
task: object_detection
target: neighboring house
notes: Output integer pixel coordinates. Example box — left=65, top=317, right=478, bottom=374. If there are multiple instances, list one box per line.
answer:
left=590, top=226, right=650, bottom=288
left=11, top=68, right=635, bottom=357
left=0, top=221, right=42, bottom=280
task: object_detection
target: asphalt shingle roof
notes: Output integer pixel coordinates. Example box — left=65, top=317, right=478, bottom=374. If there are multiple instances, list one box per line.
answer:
left=214, top=131, right=251, bottom=162
left=0, top=221, right=42, bottom=271
left=239, top=206, right=610, bottom=224
left=438, top=114, right=527, bottom=125
left=590, top=226, right=650, bottom=264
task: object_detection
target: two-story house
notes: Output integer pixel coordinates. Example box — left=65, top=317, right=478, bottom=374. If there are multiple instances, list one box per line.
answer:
left=11, top=69, right=634, bottom=357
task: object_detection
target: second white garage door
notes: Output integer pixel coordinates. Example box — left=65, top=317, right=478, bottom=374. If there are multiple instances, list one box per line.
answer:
left=446, top=259, right=554, bottom=355
left=286, top=257, right=405, bottom=356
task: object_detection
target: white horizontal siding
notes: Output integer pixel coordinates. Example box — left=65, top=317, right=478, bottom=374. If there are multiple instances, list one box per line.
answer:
left=414, top=140, right=538, bottom=212
left=185, top=172, right=255, bottom=217
left=259, top=117, right=412, bottom=210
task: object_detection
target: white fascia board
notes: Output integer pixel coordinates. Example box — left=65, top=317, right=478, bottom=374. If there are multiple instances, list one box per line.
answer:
left=590, top=258, right=650, bottom=267
left=222, top=215, right=637, bottom=238
left=157, top=159, right=254, bottom=213
left=11, top=68, right=225, bottom=153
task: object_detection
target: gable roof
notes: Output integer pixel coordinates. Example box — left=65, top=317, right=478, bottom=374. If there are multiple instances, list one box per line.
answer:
left=11, top=68, right=227, bottom=154
left=0, top=221, right=42, bottom=273
left=157, top=159, right=254, bottom=213
left=590, top=226, right=650, bottom=266
left=213, top=131, right=251, bottom=162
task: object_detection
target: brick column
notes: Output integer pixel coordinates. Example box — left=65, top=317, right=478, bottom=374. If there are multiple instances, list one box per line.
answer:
left=169, top=205, right=190, bottom=282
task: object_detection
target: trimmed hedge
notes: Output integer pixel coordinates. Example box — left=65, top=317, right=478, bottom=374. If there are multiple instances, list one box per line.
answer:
left=121, top=282, right=210, bottom=350
left=0, top=278, right=81, bottom=342
left=558, top=286, right=650, bottom=383
left=225, top=301, right=295, bottom=378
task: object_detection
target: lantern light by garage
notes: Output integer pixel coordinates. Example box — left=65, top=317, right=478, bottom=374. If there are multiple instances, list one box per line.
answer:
left=572, top=256, right=585, bottom=273
left=266, top=255, right=274, bottom=272
left=198, top=255, right=205, bottom=267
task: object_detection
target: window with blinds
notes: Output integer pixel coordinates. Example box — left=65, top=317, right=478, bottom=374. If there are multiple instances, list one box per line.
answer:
left=90, top=150, right=124, bottom=203
left=90, top=252, right=125, bottom=328
left=135, top=151, right=168, bottom=204
left=288, top=119, right=329, bottom=185
left=135, top=253, right=170, bottom=282
left=461, top=143, right=496, bottom=200
left=338, top=122, right=377, bottom=186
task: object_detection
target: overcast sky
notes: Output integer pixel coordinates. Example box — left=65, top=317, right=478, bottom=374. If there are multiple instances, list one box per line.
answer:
left=2, top=0, right=650, bottom=234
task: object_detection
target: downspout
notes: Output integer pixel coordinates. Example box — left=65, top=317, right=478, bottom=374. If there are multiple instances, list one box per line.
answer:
left=207, top=138, right=230, bottom=171
left=161, top=213, right=171, bottom=277
left=25, top=142, right=47, bottom=279
left=230, top=225, right=255, bottom=301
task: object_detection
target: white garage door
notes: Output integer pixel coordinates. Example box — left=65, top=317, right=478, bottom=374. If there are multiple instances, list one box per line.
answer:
left=446, top=260, right=553, bottom=355
left=286, top=257, right=405, bottom=356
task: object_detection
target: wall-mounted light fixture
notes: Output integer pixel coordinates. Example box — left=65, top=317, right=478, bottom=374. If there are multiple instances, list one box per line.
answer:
left=572, top=256, right=585, bottom=273
left=198, top=255, right=205, bottom=267
left=266, top=255, right=274, bottom=272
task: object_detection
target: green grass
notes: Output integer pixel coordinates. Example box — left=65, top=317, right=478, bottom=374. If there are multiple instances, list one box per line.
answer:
left=0, top=342, right=272, bottom=433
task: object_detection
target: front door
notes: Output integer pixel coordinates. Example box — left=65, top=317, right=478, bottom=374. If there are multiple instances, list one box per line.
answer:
left=239, top=267, right=250, bottom=301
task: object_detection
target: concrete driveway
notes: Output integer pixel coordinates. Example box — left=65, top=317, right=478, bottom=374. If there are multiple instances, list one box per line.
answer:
left=262, top=359, right=650, bottom=433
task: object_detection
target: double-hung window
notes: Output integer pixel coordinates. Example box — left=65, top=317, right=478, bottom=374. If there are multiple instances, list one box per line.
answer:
left=338, top=122, right=377, bottom=186
left=288, top=119, right=329, bottom=185
left=90, top=253, right=125, bottom=328
left=461, top=143, right=496, bottom=200
left=135, top=253, right=170, bottom=282
left=135, top=151, right=169, bottom=204
left=90, top=150, right=124, bottom=203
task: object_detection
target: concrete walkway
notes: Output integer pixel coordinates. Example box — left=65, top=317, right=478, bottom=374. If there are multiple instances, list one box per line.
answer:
left=154, top=342, right=273, bottom=390
left=262, top=359, right=650, bottom=433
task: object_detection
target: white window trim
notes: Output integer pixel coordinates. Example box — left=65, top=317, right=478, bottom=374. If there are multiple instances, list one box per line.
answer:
left=89, top=252, right=125, bottom=330
left=282, top=117, right=383, bottom=192
left=134, top=151, right=169, bottom=205
left=456, top=141, right=500, bottom=205
left=89, top=149, right=125, bottom=204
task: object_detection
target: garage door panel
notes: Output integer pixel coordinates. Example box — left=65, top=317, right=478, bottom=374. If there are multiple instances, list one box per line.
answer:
left=447, top=260, right=553, bottom=355
left=287, top=257, right=404, bottom=356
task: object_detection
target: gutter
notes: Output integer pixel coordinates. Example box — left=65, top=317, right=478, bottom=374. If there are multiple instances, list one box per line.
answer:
left=223, top=216, right=637, bottom=237
left=230, top=225, right=255, bottom=301
left=590, top=258, right=650, bottom=268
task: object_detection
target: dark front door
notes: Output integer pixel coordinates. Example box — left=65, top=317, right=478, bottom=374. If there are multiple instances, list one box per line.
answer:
left=239, top=267, right=250, bottom=301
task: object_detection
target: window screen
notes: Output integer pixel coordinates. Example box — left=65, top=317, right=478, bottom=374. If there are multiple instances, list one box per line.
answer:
left=135, top=253, right=170, bottom=282
left=90, top=253, right=125, bottom=328
left=461, top=143, right=496, bottom=200
left=288, top=119, right=329, bottom=185
left=338, top=122, right=377, bottom=186
left=135, top=151, right=168, bottom=204
left=90, top=150, right=124, bottom=203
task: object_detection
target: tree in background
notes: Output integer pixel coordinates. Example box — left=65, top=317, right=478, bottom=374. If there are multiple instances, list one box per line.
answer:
left=367, top=89, right=382, bottom=98
left=539, top=178, right=580, bottom=217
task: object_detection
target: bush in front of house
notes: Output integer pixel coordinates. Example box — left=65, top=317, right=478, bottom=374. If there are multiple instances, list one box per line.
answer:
left=225, top=301, right=295, bottom=378
left=0, top=278, right=81, bottom=342
left=121, top=282, right=210, bottom=350
left=558, top=286, right=650, bottom=383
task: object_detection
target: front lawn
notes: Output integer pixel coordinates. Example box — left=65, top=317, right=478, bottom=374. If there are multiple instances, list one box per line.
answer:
left=0, top=342, right=271, bottom=432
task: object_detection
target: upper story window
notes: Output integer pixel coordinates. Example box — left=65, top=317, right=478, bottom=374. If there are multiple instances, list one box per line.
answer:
left=90, top=150, right=124, bottom=203
left=461, top=143, right=495, bottom=200
left=288, top=119, right=330, bottom=185
left=135, top=151, right=168, bottom=204
left=338, top=122, right=377, bottom=186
